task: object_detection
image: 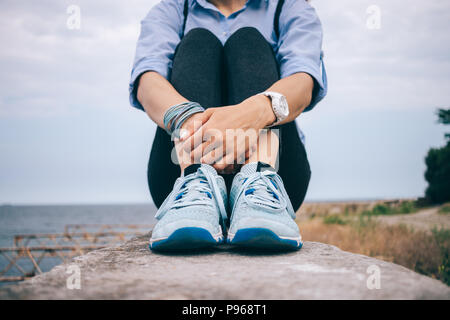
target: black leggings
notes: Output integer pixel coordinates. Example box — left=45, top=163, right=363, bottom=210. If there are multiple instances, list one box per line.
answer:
left=147, top=27, right=311, bottom=212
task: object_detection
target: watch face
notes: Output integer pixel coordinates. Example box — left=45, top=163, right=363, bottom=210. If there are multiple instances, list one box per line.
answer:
left=279, top=95, right=289, bottom=118
left=262, top=91, right=289, bottom=124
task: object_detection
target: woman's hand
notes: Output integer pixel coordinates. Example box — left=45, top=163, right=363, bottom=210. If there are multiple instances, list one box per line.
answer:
left=173, top=112, right=207, bottom=168
left=179, top=95, right=276, bottom=173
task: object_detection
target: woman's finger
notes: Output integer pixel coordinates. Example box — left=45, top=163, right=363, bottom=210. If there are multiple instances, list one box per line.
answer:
left=179, top=110, right=212, bottom=141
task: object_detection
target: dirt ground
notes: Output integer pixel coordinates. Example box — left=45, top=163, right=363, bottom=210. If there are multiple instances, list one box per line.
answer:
left=375, top=207, right=450, bottom=232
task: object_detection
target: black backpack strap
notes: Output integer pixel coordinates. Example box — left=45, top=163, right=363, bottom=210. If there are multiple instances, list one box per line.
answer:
left=274, top=0, right=285, bottom=39
left=181, top=0, right=189, bottom=37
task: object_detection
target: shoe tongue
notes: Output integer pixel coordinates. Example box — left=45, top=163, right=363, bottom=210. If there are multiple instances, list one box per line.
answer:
left=199, top=164, right=218, bottom=176
left=183, top=164, right=201, bottom=177
left=240, top=161, right=275, bottom=176
left=183, top=164, right=217, bottom=177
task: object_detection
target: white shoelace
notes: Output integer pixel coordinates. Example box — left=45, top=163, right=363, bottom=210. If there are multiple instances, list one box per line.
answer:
left=155, top=166, right=228, bottom=230
left=233, top=171, right=287, bottom=213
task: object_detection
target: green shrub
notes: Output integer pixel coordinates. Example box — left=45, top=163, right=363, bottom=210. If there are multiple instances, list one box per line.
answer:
left=372, top=204, right=390, bottom=215
left=424, top=108, right=450, bottom=204
left=431, top=228, right=450, bottom=285
left=425, top=144, right=450, bottom=204
left=362, top=201, right=417, bottom=216
left=323, top=214, right=347, bottom=225
left=397, top=201, right=416, bottom=214
left=439, top=203, right=450, bottom=215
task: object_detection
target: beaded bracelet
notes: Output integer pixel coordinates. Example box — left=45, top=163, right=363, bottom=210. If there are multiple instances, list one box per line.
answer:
left=163, top=101, right=204, bottom=137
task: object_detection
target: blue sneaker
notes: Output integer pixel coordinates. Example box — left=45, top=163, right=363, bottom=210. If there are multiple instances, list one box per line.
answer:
left=149, top=164, right=228, bottom=251
left=227, top=162, right=302, bottom=250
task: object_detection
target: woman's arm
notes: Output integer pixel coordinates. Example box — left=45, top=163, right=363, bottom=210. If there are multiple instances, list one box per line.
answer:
left=138, top=70, right=313, bottom=130
left=138, top=71, right=207, bottom=170
left=245, top=72, right=315, bottom=126
left=180, top=72, right=314, bottom=171
left=129, top=0, right=187, bottom=119
left=137, top=71, right=188, bottom=128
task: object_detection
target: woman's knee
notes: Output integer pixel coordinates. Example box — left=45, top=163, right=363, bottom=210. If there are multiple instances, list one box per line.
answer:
left=224, top=27, right=266, bottom=50
left=178, top=28, right=222, bottom=51
left=171, top=28, right=224, bottom=106
left=223, top=27, right=278, bottom=104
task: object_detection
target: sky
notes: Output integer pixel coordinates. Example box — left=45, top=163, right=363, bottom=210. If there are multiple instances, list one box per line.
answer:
left=0, top=0, right=449, bottom=205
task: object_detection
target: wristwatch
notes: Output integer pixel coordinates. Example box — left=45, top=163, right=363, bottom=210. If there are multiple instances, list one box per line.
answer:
left=258, top=91, right=289, bottom=127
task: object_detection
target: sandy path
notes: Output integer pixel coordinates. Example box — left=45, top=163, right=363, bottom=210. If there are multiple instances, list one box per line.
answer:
left=376, top=207, right=450, bottom=232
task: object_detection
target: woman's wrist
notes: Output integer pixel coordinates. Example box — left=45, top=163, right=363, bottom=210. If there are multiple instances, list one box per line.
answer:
left=242, top=95, right=276, bottom=128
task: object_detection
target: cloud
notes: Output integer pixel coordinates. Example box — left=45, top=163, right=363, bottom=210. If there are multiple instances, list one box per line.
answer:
left=312, top=0, right=450, bottom=111
left=0, top=0, right=157, bottom=117
left=1, top=0, right=449, bottom=117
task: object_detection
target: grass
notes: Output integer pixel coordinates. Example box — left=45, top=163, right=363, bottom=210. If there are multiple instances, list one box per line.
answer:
left=300, top=214, right=450, bottom=286
left=323, top=214, right=347, bottom=225
left=439, top=203, right=450, bottom=215
left=362, top=200, right=418, bottom=216
left=432, top=228, right=450, bottom=285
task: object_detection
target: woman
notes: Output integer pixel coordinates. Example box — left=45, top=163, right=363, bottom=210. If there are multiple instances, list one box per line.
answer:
left=129, top=0, right=327, bottom=251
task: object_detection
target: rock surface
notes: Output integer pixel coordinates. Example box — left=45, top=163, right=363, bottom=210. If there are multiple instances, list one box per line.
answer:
left=1, top=234, right=449, bottom=300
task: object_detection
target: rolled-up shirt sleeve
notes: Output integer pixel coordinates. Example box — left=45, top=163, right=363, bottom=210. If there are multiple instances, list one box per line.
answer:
left=276, top=0, right=328, bottom=111
left=129, top=0, right=183, bottom=110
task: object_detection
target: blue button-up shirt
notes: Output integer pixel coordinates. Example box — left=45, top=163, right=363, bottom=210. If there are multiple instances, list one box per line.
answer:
left=129, top=0, right=327, bottom=113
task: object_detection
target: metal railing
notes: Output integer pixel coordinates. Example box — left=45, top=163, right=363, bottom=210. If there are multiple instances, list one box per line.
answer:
left=0, top=224, right=152, bottom=282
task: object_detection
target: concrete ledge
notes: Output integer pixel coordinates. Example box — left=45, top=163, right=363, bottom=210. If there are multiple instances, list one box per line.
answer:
left=1, top=234, right=449, bottom=299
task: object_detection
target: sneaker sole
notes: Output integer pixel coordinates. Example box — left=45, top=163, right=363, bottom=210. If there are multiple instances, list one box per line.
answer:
left=149, top=227, right=223, bottom=251
left=228, top=228, right=302, bottom=251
